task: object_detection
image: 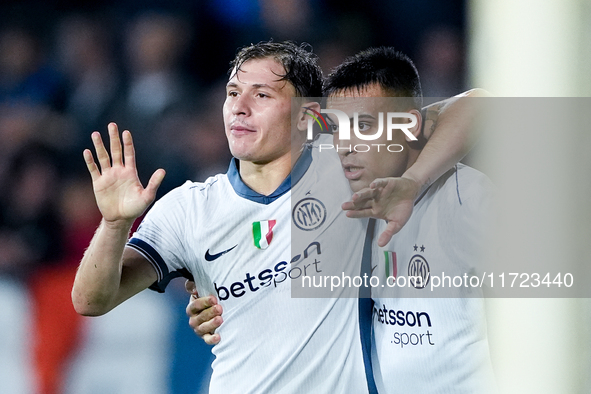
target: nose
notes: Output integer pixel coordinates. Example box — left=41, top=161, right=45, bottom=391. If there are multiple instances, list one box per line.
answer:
left=231, top=93, right=251, bottom=116
left=338, top=147, right=353, bottom=158
left=333, top=133, right=353, bottom=158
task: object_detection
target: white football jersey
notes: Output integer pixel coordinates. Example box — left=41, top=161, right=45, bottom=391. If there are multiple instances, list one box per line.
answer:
left=127, top=134, right=371, bottom=394
left=371, top=164, right=497, bottom=393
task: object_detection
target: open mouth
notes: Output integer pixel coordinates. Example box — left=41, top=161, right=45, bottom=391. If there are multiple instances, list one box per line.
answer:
left=343, top=165, right=364, bottom=180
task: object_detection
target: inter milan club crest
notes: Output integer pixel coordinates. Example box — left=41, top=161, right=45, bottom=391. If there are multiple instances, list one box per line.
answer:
left=253, top=220, right=276, bottom=249
left=292, top=197, right=327, bottom=231
left=408, top=251, right=430, bottom=289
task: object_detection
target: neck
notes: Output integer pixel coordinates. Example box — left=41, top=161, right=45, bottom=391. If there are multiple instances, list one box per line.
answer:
left=239, top=147, right=304, bottom=196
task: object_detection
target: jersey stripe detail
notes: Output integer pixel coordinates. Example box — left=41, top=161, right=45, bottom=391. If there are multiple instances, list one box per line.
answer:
left=149, top=268, right=193, bottom=293
left=359, top=219, right=378, bottom=393
left=226, top=144, right=313, bottom=204
left=127, top=238, right=194, bottom=293
left=127, top=238, right=168, bottom=281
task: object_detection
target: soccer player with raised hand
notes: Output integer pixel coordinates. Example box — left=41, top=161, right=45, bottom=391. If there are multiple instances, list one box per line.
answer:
left=74, top=122, right=164, bottom=315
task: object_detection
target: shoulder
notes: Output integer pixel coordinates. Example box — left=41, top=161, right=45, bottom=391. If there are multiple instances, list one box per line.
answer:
left=308, top=133, right=341, bottom=168
left=413, top=164, right=496, bottom=245
left=455, top=164, right=495, bottom=199
left=431, top=164, right=496, bottom=234
left=145, top=174, right=231, bottom=222
left=157, top=174, right=230, bottom=203
left=313, top=133, right=333, bottom=146
left=424, top=164, right=494, bottom=209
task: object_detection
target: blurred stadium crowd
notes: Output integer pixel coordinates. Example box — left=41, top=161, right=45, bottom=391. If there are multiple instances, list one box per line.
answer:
left=0, top=0, right=466, bottom=393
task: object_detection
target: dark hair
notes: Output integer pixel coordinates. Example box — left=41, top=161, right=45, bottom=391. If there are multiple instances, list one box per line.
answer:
left=323, top=47, right=422, bottom=109
left=230, top=41, right=323, bottom=98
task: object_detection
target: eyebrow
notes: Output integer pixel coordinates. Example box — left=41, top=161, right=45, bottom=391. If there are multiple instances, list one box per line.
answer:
left=226, top=82, right=279, bottom=91
left=349, top=114, right=377, bottom=122
left=253, top=83, right=277, bottom=90
left=325, top=111, right=376, bottom=119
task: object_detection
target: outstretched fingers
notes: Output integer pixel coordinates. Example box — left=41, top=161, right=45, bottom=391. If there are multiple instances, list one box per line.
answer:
left=344, top=207, right=374, bottom=219
left=83, top=149, right=101, bottom=182
left=144, top=168, right=166, bottom=200
left=341, top=187, right=379, bottom=217
left=122, top=129, right=136, bottom=169
left=352, top=187, right=380, bottom=205
left=87, top=123, right=128, bottom=174
left=108, top=123, right=124, bottom=167
left=85, top=124, right=144, bottom=184
left=91, top=131, right=111, bottom=172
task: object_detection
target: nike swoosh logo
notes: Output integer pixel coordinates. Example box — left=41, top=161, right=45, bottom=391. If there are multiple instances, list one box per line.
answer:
left=205, top=245, right=238, bottom=261
left=371, top=265, right=378, bottom=274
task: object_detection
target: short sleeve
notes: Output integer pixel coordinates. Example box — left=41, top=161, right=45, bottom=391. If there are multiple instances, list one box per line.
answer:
left=126, top=185, right=194, bottom=292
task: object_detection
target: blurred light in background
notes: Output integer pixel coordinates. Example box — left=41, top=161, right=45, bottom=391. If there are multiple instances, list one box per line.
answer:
left=468, top=0, right=591, bottom=393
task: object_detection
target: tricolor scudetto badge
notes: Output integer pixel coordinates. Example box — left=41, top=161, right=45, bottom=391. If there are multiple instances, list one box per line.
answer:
left=384, top=251, right=397, bottom=279
left=253, top=220, right=276, bottom=249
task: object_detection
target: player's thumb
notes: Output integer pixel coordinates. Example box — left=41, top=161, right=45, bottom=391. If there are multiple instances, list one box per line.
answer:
left=185, top=279, right=198, bottom=296
left=145, top=169, right=166, bottom=197
left=378, top=221, right=400, bottom=247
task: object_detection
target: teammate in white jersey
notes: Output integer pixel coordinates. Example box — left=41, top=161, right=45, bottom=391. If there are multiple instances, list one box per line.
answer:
left=324, top=47, right=496, bottom=393
left=190, top=47, right=495, bottom=392
left=73, top=41, right=484, bottom=393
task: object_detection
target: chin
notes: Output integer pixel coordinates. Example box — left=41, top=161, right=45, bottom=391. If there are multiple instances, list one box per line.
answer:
left=348, top=180, right=369, bottom=193
left=229, top=143, right=253, bottom=160
left=232, top=152, right=255, bottom=161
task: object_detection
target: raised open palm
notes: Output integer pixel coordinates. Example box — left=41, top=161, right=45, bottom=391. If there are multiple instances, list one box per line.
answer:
left=83, top=123, right=165, bottom=223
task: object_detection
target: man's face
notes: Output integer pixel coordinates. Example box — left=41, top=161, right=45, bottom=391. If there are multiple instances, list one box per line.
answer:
left=327, top=84, right=412, bottom=193
left=223, top=57, right=298, bottom=164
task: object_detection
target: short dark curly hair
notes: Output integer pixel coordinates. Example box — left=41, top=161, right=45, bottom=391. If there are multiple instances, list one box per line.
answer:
left=230, top=40, right=323, bottom=98
left=323, top=47, right=423, bottom=109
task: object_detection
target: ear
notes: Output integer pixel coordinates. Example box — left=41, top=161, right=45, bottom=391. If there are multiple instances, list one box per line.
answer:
left=296, top=101, right=321, bottom=132
left=405, top=109, right=423, bottom=142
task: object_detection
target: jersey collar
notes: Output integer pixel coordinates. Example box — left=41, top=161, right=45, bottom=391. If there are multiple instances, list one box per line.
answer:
left=226, top=145, right=312, bottom=204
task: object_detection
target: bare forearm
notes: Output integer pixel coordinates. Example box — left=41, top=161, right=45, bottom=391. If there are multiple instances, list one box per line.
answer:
left=73, top=123, right=162, bottom=315
left=403, top=88, right=490, bottom=195
left=72, top=218, right=134, bottom=316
